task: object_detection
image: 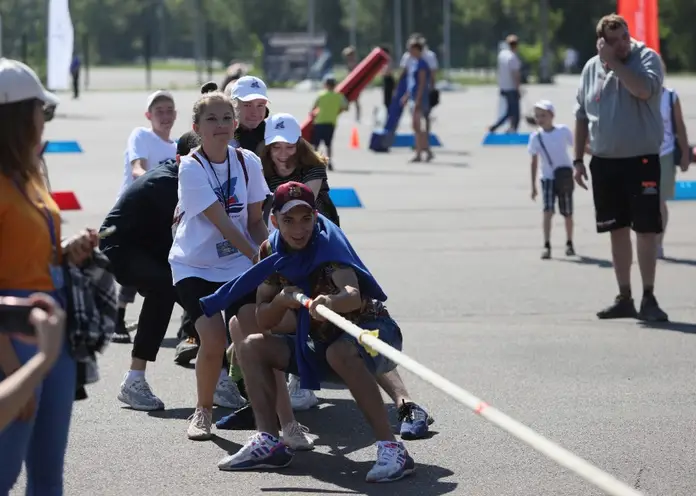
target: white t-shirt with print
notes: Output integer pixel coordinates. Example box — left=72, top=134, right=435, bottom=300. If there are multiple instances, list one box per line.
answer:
left=497, top=49, right=521, bottom=91
left=119, top=127, right=177, bottom=198
left=660, top=88, right=677, bottom=157
left=169, top=146, right=270, bottom=284
left=527, top=125, right=573, bottom=180
left=399, top=49, right=439, bottom=71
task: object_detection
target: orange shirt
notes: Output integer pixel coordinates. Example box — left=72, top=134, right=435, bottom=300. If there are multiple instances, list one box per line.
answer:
left=0, top=174, right=62, bottom=291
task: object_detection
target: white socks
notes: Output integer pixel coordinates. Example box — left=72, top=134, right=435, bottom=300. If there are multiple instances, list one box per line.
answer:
left=126, top=370, right=145, bottom=382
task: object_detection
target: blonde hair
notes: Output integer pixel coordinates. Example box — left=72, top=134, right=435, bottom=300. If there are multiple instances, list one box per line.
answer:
left=192, top=91, right=235, bottom=124
left=259, top=138, right=328, bottom=178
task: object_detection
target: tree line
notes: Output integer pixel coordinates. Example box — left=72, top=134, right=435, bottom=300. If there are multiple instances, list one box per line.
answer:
left=2, top=0, right=696, bottom=76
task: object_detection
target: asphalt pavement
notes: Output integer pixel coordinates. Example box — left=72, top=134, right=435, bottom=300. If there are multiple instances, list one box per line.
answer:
left=11, top=70, right=696, bottom=496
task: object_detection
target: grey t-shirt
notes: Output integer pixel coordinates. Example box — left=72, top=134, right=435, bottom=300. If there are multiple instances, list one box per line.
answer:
left=574, top=40, right=663, bottom=159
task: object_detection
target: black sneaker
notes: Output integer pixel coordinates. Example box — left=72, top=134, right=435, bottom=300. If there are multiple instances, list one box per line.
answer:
left=597, top=296, right=638, bottom=320
left=565, top=243, right=575, bottom=256
left=111, top=321, right=131, bottom=344
left=638, top=294, right=669, bottom=322
left=541, top=246, right=551, bottom=260
left=174, top=336, right=199, bottom=365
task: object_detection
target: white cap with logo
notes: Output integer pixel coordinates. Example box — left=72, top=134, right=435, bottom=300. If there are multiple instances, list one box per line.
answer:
left=0, top=58, right=59, bottom=106
left=145, top=89, right=175, bottom=111
left=264, top=113, right=301, bottom=145
left=533, top=99, right=555, bottom=114
left=229, top=76, right=269, bottom=102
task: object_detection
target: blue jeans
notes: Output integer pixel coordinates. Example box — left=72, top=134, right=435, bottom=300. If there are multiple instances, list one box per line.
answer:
left=0, top=339, right=76, bottom=495
left=490, top=89, right=520, bottom=132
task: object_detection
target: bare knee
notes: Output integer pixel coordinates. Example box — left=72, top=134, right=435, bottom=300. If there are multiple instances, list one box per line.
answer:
left=229, top=303, right=260, bottom=344
left=326, top=338, right=361, bottom=372
left=196, top=317, right=227, bottom=353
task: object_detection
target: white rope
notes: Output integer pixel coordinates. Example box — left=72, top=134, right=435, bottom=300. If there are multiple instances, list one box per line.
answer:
left=293, top=292, right=642, bottom=496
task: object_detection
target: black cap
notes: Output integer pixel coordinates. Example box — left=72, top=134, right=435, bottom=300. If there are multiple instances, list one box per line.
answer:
left=201, top=81, right=218, bottom=94
left=177, top=131, right=201, bottom=156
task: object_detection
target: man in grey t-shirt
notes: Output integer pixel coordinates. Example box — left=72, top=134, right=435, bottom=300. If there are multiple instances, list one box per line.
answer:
left=573, top=14, right=667, bottom=322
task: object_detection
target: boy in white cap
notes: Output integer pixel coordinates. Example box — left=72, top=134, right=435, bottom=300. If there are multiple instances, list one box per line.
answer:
left=112, top=90, right=178, bottom=343
left=527, top=100, right=576, bottom=260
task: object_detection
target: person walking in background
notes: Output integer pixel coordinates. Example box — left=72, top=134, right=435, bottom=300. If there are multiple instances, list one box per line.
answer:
left=70, top=54, right=80, bottom=99
left=656, top=58, right=690, bottom=259
left=489, top=34, right=522, bottom=134
left=527, top=100, right=576, bottom=259
left=341, top=46, right=361, bottom=122
left=399, top=34, right=439, bottom=155
left=310, top=75, right=348, bottom=170
left=0, top=58, right=99, bottom=495
left=400, top=38, right=432, bottom=163
left=573, top=14, right=667, bottom=322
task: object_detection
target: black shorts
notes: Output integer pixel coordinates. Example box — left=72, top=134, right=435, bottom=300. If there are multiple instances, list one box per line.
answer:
left=311, top=124, right=335, bottom=148
left=175, top=277, right=255, bottom=324
left=589, top=155, right=662, bottom=234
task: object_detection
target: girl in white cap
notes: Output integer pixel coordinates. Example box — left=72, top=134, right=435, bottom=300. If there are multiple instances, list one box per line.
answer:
left=227, top=76, right=271, bottom=153
left=0, top=58, right=100, bottom=494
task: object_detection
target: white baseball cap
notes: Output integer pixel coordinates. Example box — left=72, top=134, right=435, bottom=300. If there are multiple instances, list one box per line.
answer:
left=534, top=99, right=555, bottom=113
left=145, top=90, right=174, bottom=111
left=264, top=113, right=301, bottom=145
left=229, top=76, right=269, bottom=102
left=0, top=58, right=59, bottom=106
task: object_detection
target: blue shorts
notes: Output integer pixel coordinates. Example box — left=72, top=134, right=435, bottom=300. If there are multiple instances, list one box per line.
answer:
left=281, top=315, right=402, bottom=382
left=311, top=124, right=336, bottom=148
left=409, top=96, right=430, bottom=117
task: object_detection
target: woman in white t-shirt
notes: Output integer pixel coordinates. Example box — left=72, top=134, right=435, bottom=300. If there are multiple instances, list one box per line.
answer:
left=169, top=90, right=271, bottom=440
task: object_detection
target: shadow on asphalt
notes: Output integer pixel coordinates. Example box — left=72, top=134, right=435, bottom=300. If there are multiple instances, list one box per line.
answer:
left=553, top=255, right=613, bottom=268
left=639, top=321, right=696, bottom=335
left=147, top=399, right=451, bottom=494
left=661, top=256, right=696, bottom=267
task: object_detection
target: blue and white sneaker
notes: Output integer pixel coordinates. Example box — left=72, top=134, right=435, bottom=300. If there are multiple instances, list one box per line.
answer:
left=217, top=432, right=294, bottom=471
left=398, top=401, right=434, bottom=440
left=365, top=441, right=415, bottom=482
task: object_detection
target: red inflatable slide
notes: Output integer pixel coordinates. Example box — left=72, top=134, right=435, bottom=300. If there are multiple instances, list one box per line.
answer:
left=301, top=47, right=389, bottom=141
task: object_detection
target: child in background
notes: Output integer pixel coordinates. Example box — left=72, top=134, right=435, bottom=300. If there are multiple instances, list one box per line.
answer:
left=310, top=75, right=348, bottom=170
left=527, top=100, right=576, bottom=260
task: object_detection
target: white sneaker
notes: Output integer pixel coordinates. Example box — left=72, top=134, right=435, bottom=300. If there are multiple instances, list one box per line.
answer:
left=287, top=374, right=319, bottom=411
left=365, top=441, right=415, bottom=483
left=214, top=375, right=247, bottom=409
left=218, top=432, right=294, bottom=471
left=117, top=374, right=164, bottom=411
left=187, top=407, right=213, bottom=440
left=281, top=421, right=315, bottom=451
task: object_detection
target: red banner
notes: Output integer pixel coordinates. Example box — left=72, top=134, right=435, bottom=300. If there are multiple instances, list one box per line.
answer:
left=618, top=0, right=660, bottom=53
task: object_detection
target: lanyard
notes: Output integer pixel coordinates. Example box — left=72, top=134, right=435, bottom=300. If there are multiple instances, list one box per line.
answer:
left=14, top=180, right=59, bottom=264
left=199, top=148, right=232, bottom=214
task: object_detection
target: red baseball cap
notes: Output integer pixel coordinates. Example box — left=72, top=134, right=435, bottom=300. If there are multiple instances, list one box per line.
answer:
left=272, top=181, right=316, bottom=214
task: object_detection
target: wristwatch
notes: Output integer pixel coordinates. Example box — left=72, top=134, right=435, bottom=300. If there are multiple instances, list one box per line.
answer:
left=573, top=159, right=584, bottom=166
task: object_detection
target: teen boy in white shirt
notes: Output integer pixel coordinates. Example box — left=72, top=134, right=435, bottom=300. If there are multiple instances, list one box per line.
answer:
left=528, top=100, right=576, bottom=260
left=113, top=90, right=178, bottom=343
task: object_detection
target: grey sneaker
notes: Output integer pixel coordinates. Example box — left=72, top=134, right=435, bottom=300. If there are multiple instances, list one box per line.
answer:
left=117, top=374, right=164, bottom=411
left=281, top=421, right=315, bottom=451
left=187, top=407, right=213, bottom=440
left=213, top=375, right=247, bottom=409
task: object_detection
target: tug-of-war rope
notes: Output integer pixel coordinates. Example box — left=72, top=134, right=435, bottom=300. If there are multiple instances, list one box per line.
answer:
left=293, top=292, right=642, bottom=496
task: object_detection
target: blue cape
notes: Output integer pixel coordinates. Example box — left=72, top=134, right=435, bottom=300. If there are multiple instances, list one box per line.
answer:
left=199, top=214, right=386, bottom=390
